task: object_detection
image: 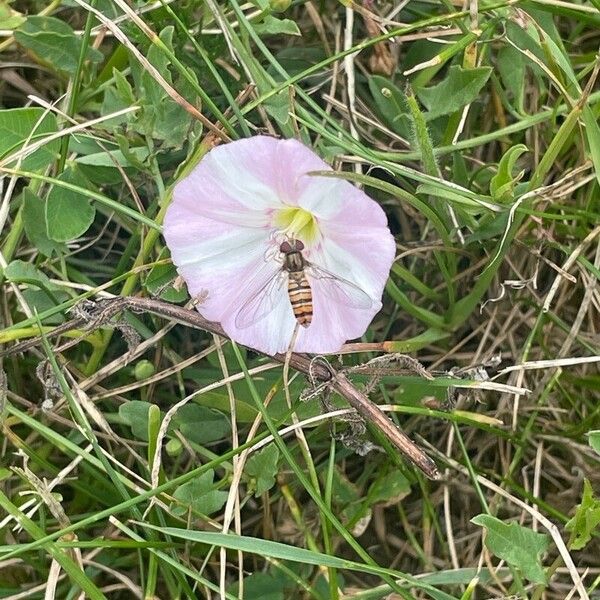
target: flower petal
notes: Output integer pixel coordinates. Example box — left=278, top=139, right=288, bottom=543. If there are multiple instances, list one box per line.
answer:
left=164, top=135, right=396, bottom=355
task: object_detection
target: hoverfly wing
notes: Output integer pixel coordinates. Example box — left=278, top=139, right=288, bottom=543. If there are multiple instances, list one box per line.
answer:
left=234, top=268, right=288, bottom=329
left=306, top=263, right=373, bottom=309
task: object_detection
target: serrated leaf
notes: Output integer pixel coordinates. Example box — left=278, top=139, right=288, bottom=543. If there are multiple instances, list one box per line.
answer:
left=254, top=15, right=301, bottom=36
left=45, top=167, right=96, bottom=242
left=490, top=144, right=528, bottom=202
left=22, top=188, right=65, bottom=257
left=471, top=514, right=549, bottom=584
left=565, top=479, right=600, bottom=550
left=245, top=443, right=280, bottom=496
left=0, top=107, right=59, bottom=172
left=15, top=16, right=102, bottom=75
left=417, top=65, right=492, bottom=120
left=172, top=470, right=228, bottom=516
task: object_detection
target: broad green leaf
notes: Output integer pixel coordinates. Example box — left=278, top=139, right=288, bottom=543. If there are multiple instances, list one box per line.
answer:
left=245, top=443, right=280, bottom=496
left=368, top=470, right=411, bottom=504
left=368, top=75, right=410, bottom=136
left=588, top=430, right=600, bottom=457
left=4, top=259, right=57, bottom=291
left=135, top=26, right=194, bottom=147
left=565, top=479, right=600, bottom=550
left=3, top=260, right=68, bottom=324
left=171, top=404, right=230, bottom=445
left=0, top=107, right=59, bottom=172
left=45, top=167, right=96, bottom=242
left=254, top=15, right=301, bottom=36
left=490, top=144, right=528, bottom=202
left=172, top=470, right=228, bottom=516
left=22, top=188, right=65, bottom=257
left=119, top=401, right=153, bottom=441
left=417, top=66, right=492, bottom=120
left=471, top=514, right=549, bottom=584
left=15, top=16, right=102, bottom=75
left=264, top=92, right=291, bottom=126
left=497, top=46, right=525, bottom=113
left=231, top=572, right=286, bottom=600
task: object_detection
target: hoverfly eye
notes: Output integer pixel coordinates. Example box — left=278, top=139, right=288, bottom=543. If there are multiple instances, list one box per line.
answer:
left=280, top=241, right=292, bottom=253
left=295, top=240, right=305, bottom=251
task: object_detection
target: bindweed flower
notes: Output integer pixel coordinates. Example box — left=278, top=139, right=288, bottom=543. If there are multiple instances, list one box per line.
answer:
left=163, top=136, right=395, bottom=355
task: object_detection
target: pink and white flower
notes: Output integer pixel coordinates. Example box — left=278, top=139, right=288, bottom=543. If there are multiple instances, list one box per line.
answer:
left=163, top=136, right=395, bottom=355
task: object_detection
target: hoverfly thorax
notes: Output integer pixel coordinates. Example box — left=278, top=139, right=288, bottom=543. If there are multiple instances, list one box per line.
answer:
left=280, top=239, right=306, bottom=273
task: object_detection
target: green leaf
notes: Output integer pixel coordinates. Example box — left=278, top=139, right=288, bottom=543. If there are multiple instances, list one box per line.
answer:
left=368, top=75, right=410, bottom=136
left=22, top=188, right=65, bottom=257
left=144, top=249, right=188, bottom=303
left=45, top=167, right=96, bottom=242
left=471, top=514, right=549, bottom=584
left=245, top=443, right=280, bottom=496
left=254, top=15, right=301, bottom=36
left=565, top=479, right=600, bottom=550
left=497, top=46, right=525, bottom=112
left=0, top=107, right=59, bottom=172
left=172, top=470, right=228, bottom=516
left=588, top=430, right=600, bottom=457
left=0, top=2, right=25, bottom=29
left=417, top=65, right=492, bottom=120
left=368, top=470, right=411, bottom=504
left=15, top=16, right=102, bottom=75
left=135, top=27, right=194, bottom=147
left=3, top=260, right=68, bottom=324
left=490, top=144, right=528, bottom=202
left=4, top=259, right=57, bottom=291
left=75, top=147, right=149, bottom=168
left=581, top=104, right=600, bottom=189
left=264, top=92, right=291, bottom=126
left=119, top=401, right=153, bottom=441
left=232, top=572, right=286, bottom=600
left=171, top=404, right=230, bottom=445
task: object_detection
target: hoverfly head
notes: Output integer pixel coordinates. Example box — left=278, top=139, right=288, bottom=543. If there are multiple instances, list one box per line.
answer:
left=280, top=238, right=305, bottom=253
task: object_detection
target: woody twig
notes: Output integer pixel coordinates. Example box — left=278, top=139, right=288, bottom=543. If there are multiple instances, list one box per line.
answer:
left=1, top=296, right=441, bottom=480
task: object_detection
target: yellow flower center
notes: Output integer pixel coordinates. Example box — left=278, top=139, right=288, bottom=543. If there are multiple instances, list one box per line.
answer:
left=274, top=206, right=319, bottom=243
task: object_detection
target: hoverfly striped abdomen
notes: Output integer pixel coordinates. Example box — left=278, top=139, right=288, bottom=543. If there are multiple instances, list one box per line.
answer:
left=281, top=239, right=313, bottom=327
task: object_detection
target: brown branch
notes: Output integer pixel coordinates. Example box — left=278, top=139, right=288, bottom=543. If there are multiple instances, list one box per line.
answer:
left=1, top=296, right=441, bottom=479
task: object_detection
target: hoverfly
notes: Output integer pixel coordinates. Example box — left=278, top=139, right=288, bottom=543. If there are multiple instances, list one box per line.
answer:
left=235, top=238, right=373, bottom=329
